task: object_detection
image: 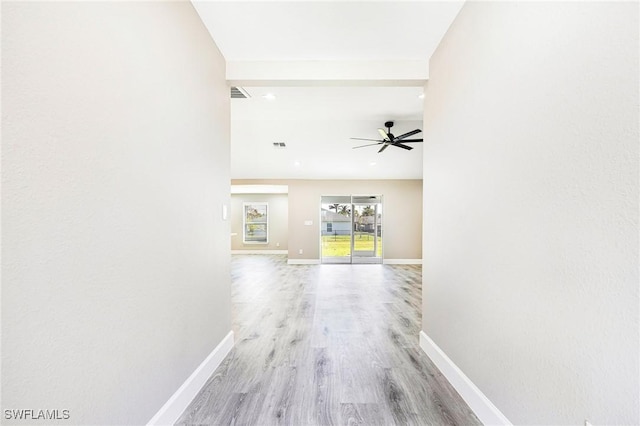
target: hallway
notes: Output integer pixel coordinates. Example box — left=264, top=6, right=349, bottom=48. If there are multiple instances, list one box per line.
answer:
left=177, top=255, right=479, bottom=425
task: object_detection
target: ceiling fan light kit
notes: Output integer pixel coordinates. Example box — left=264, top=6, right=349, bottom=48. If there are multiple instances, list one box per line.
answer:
left=351, top=121, right=423, bottom=153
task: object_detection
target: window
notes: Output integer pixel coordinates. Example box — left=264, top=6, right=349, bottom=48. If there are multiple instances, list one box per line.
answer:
left=327, top=222, right=333, bottom=232
left=243, top=202, right=268, bottom=244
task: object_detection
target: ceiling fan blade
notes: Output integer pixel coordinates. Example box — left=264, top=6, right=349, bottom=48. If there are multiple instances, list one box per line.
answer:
left=394, top=129, right=422, bottom=141
left=353, top=142, right=383, bottom=149
left=392, top=143, right=413, bottom=150
left=378, top=143, right=390, bottom=153
left=396, top=139, right=423, bottom=143
left=378, top=128, right=390, bottom=141
left=350, top=137, right=382, bottom=142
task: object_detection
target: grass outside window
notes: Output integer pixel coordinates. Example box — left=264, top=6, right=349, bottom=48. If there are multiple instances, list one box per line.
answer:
left=321, top=233, right=382, bottom=257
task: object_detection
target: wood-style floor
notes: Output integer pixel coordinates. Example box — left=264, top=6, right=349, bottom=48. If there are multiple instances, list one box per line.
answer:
left=176, top=255, right=480, bottom=426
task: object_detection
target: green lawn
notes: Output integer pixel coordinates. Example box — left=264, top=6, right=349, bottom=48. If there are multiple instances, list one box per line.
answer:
left=321, top=233, right=382, bottom=257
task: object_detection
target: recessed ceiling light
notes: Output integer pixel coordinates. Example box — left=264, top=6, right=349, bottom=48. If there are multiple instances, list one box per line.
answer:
left=294, top=160, right=301, bottom=167
left=418, top=93, right=425, bottom=99
left=369, top=162, right=377, bottom=166
left=262, top=93, right=276, bottom=100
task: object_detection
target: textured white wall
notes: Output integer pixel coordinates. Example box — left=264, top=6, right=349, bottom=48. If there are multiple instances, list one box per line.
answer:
left=422, top=2, right=638, bottom=424
left=1, top=1, right=231, bottom=424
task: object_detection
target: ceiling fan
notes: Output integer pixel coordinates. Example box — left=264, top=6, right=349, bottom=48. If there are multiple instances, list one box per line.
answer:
left=351, top=121, right=423, bottom=153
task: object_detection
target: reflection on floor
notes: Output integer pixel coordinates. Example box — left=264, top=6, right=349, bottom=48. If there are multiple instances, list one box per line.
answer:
left=176, top=255, right=480, bottom=425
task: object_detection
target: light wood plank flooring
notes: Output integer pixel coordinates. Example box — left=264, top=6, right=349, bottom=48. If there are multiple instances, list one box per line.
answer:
left=176, top=255, right=480, bottom=425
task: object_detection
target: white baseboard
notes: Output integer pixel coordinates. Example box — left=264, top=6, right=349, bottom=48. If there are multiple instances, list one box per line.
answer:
left=231, top=250, right=288, bottom=255
left=147, top=331, right=234, bottom=426
left=287, top=259, right=321, bottom=265
left=383, top=259, right=422, bottom=265
left=419, top=331, right=511, bottom=426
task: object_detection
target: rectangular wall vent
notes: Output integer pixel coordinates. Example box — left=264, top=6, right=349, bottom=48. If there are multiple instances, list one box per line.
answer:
left=272, top=142, right=286, bottom=148
left=230, top=86, right=250, bottom=99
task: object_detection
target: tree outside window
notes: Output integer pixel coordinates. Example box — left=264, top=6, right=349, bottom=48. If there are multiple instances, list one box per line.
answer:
left=243, top=203, right=268, bottom=244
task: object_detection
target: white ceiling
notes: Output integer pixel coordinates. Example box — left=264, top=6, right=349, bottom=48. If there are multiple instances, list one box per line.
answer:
left=231, top=86, right=424, bottom=179
left=233, top=86, right=424, bottom=121
left=192, top=1, right=464, bottom=61
left=192, top=1, right=465, bottom=180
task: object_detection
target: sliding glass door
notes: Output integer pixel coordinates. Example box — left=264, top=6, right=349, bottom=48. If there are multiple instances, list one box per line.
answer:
left=320, top=196, right=353, bottom=263
left=321, top=195, right=382, bottom=264
left=351, top=196, right=382, bottom=264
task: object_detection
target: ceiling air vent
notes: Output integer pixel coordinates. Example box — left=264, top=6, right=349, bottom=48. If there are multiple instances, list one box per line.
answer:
left=230, top=86, right=250, bottom=99
left=272, top=142, right=286, bottom=149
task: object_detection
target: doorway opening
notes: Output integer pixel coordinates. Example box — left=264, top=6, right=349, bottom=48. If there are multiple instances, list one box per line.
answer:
left=320, top=195, right=383, bottom=264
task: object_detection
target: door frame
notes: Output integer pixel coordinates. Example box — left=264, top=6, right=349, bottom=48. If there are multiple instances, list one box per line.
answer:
left=320, top=194, right=383, bottom=264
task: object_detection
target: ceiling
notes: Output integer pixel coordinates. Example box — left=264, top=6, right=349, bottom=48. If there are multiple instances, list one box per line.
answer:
left=192, top=1, right=464, bottom=61
left=192, top=1, right=465, bottom=180
left=230, top=86, right=424, bottom=179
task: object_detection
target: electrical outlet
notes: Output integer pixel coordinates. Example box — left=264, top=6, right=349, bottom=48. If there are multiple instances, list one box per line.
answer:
left=276, top=242, right=280, bottom=247
left=298, top=249, right=303, bottom=255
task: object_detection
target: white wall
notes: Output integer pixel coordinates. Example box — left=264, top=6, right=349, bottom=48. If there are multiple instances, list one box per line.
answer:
left=423, top=2, right=638, bottom=424
left=1, top=1, right=231, bottom=424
